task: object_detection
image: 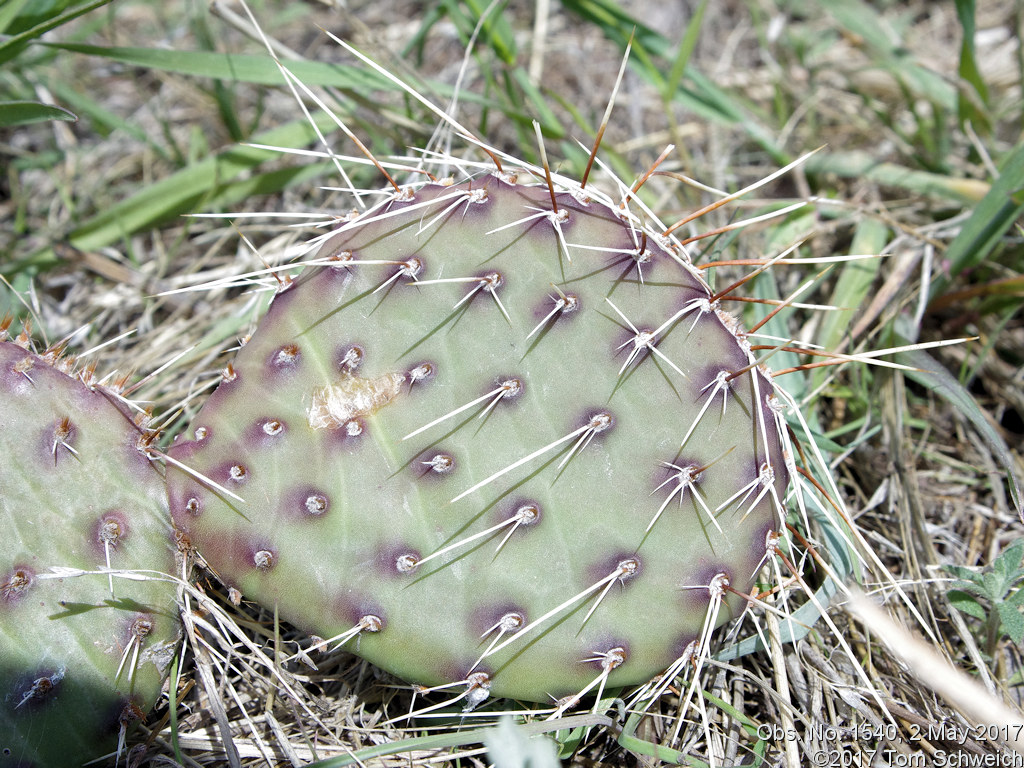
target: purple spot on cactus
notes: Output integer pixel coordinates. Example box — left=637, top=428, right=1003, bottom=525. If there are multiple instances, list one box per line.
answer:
left=582, top=641, right=629, bottom=672
left=247, top=417, right=287, bottom=446
left=268, top=343, right=301, bottom=373
left=585, top=551, right=641, bottom=588
left=575, top=410, right=616, bottom=447
left=653, top=456, right=704, bottom=487
left=470, top=603, right=529, bottom=638
left=407, top=361, right=436, bottom=389
left=496, top=376, right=524, bottom=401
left=124, top=613, right=154, bottom=646
left=0, top=345, right=35, bottom=393
left=667, top=284, right=714, bottom=315
left=39, top=416, right=77, bottom=467
left=492, top=498, right=542, bottom=532
left=321, top=416, right=369, bottom=453
left=423, top=453, right=455, bottom=474
left=395, top=553, right=420, bottom=574
left=681, top=563, right=733, bottom=610
left=227, top=462, right=250, bottom=484
left=611, top=325, right=656, bottom=369
left=262, top=417, right=285, bottom=437
left=332, top=595, right=387, bottom=631
left=379, top=256, right=424, bottom=292
left=9, top=667, right=64, bottom=712
left=605, top=249, right=654, bottom=283
left=729, top=458, right=774, bottom=504
left=690, top=367, right=738, bottom=415
left=167, top=464, right=207, bottom=525
left=1, top=566, right=34, bottom=603
left=414, top=448, right=457, bottom=481
left=286, top=488, right=330, bottom=518
left=458, top=271, right=506, bottom=314
left=92, top=511, right=129, bottom=558
left=375, top=545, right=422, bottom=578
left=78, top=695, right=145, bottom=739
left=337, top=343, right=364, bottom=373
left=669, top=633, right=700, bottom=663
left=529, top=290, right=579, bottom=334
left=252, top=548, right=277, bottom=572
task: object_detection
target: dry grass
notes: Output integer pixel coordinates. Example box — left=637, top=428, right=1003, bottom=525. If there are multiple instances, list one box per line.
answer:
left=2, top=0, right=1023, bottom=765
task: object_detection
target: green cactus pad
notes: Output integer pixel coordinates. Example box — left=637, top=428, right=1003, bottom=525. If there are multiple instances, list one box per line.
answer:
left=167, top=175, right=789, bottom=703
left=0, top=340, right=180, bottom=768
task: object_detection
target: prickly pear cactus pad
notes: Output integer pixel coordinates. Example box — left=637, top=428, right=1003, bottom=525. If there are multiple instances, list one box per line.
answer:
left=167, top=173, right=790, bottom=703
left=0, top=339, right=180, bottom=767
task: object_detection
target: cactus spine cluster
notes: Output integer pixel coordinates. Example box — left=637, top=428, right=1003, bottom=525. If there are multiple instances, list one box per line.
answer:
left=0, top=332, right=180, bottom=768
left=165, top=168, right=791, bottom=702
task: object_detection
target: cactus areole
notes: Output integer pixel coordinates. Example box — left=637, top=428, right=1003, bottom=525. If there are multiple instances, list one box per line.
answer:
left=167, top=174, right=790, bottom=703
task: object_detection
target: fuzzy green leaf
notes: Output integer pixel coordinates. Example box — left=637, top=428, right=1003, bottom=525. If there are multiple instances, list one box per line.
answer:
left=982, top=572, right=1001, bottom=601
left=484, top=717, right=561, bottom=768
left=947, top=590, right=987, bottom=621
left=996, top=602, right=1024, bottom=644
left=944, top=563, right=981, bottom=582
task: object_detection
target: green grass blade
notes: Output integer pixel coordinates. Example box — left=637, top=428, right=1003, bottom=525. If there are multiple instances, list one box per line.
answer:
left=716, top=553, right=845, bottom=661
left=461, top=0, right=517, bottom=65
left=0, top=0, right=32, bottom=36
left=818, top=0, right=956, bottom=109
left=44, top=43, right=398, bottom=89
left=7, top=114, right=336, bottom=274
left=0, top=100, right=76, bottom=127
left=0, top=0, right=111, bottom=65
left=804, top=151, right=990, bottom=205
left=665, top=0, right=708, bottom=101
left=928, top=141, right=1024, bottom=302
left=510, top=67, right=564, bottom=137
left=43, top=41, right=510, bottom=122
left=813, top=218, right=888, bottom=391
left=304, top=714, right=611, bottom=768
left=616, top=689, right=765, bottom=767
left=954, top=0, right=991, bottom=131
left=47, top=80, right=169, bottom=160
left=894, top=341, right=1023, bottom=518
left=168, top=653, right=184, bottom=766
left=562, top=0, right=786, bottom=162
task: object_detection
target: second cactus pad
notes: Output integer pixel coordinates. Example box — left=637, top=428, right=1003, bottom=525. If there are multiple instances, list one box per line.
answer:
left=0, top=339, right=180, bottom=767
left=167, top=174, right=789, bottom=702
